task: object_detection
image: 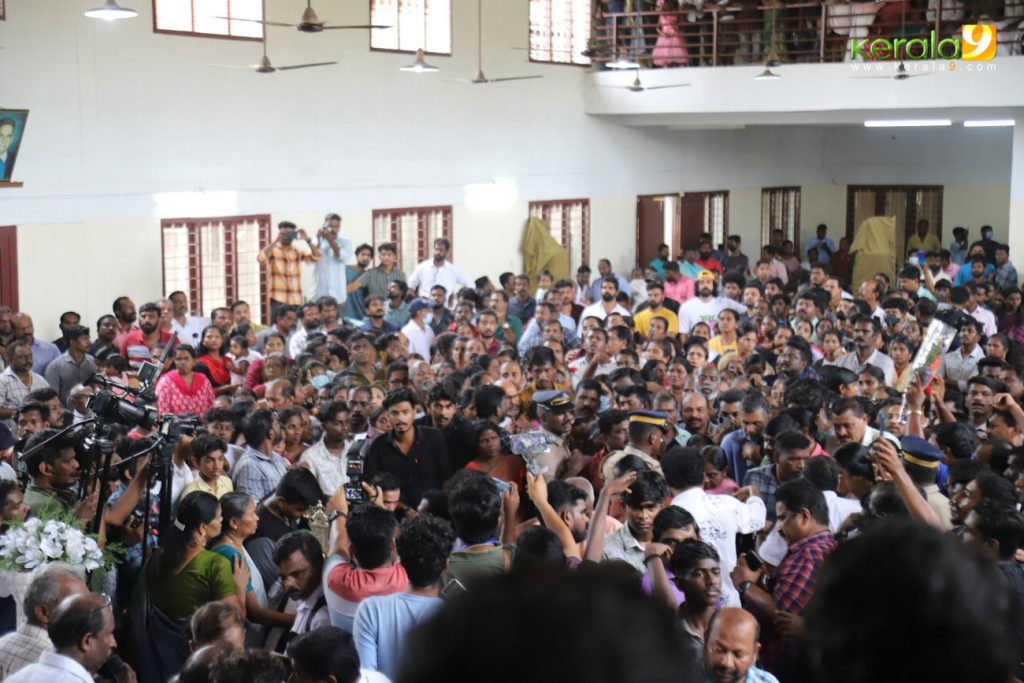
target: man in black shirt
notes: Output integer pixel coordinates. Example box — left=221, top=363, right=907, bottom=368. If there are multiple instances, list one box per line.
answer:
left=365, top=388, right=452, bottom=506
left=244, top=468, right=322, bottom=592
left=416, top=382, right=476, bottom=469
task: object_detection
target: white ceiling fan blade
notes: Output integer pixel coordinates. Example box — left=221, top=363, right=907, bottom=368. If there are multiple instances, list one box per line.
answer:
left=276, top=61, right=338, bottom=70
left=212, top=15, right=294, bottom=27
left=485, top=75, right=544, bottom=83
left=644, top=83, right=690, bottom=90
left=205, top=62, right=258, bottom=69
left=322, top=24, right=392, bottom=29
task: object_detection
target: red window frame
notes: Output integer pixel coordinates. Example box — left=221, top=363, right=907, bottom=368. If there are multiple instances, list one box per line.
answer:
left=529, top=198, right=590, bottom=272
left=152, top=0, right=264, bottom=41
left=371, top=205, right=453, bottom=275
left=160, top=214, right=271, bottom=324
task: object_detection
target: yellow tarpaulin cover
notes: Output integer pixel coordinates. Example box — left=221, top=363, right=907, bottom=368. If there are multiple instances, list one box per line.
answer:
left=521, top=217, right=570, bottom=291
left=849, top=215, right=897, bottom=290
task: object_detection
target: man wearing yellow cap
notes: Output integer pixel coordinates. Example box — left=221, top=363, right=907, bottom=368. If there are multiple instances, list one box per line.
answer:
left=678, top=270, right=747, bottom=336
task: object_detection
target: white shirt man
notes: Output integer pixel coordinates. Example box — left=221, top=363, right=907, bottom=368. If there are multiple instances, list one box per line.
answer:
left=671, top=486, right=767, bottom=607
left=579, top=301, right=629, bottom=322
left=401, top=301, right=435, bottom=360
left=835, top=348, right=895, bottom=385
left=406, top=239, right=473, bottom=298
left=299, top=438, right=351, bottom=497
left=963, top=303, right=998, bottom=337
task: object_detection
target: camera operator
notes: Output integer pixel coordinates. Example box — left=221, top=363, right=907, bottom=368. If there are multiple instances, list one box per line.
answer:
left=21, top=428, right=98, bottom=522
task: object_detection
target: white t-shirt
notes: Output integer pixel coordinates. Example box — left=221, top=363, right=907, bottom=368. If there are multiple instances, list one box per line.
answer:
left=678, top=297, right=747, bottom=334
left=227, top=349, right=262, bottom=386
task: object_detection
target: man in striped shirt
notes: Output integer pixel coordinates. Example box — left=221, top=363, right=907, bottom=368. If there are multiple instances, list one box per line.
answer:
left=348, top=242, right=406, bottom=305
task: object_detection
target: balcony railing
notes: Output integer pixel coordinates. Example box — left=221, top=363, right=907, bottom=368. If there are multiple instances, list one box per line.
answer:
left=590, top=1, right=1024, bottom=68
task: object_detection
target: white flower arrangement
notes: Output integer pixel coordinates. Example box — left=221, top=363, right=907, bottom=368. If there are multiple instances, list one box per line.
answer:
left=0, top=513, right=115, bottom=572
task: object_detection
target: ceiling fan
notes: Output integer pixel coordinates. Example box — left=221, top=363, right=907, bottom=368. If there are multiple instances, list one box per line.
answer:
left=849, top=3, right=927, bottom=81
left=850, top=60, right=929, bottom=81
left=210, top=0, right=337, bottom=73
left=451, top=0, right=542, bottom=84
left=601, top=69, right=690, bottom=92
left=217, top=0, right=389, bottom=33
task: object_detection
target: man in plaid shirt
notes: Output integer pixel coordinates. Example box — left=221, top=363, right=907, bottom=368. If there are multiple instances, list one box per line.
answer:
left=258, top=221, right=321, bottom=319
left=732, top=478, right=835, bottom=683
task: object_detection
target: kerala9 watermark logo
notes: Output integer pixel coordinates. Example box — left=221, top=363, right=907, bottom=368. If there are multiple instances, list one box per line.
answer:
left=849, top=24, right=997, bottom=65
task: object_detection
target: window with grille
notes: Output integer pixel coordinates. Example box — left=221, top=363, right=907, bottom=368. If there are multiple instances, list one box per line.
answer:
left=761, top=187, right=801, bottom=251
left=846, top=185, right=943, bottom=264
left=529, top=199, right=590, bottom=273
left=371, top=0, right=451, bottom=54
left=153, top=0, right=263, bottom=39
left=702, top=192, right=729, bottom=248
left=529, top=0, right=591, bottom=65
left=161, top=215, right=271, bottom=324
left=372, top=206, right=453, bottom=275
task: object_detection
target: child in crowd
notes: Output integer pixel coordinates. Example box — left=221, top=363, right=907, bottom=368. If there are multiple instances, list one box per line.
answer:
left=535, top=270, right=554, bottom=303
left=181, top=432, right=233, bottom=499
left=226, top=334, right=261, bottom=386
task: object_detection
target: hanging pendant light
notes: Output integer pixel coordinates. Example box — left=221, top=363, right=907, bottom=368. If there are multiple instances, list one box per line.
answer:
left=84, top=0, right=138, bottom=20
left=400, top=48, right=439, bottom=73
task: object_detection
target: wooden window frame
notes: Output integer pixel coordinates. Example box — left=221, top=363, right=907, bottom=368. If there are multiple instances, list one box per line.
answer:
left=160, top=214, right=271, bottom=324
left=845, top=185, right=944, bottom=242
left=371, top=205, right=454, bottom=275
left=0, top=226, right=18, bottom=310
left=528, top=0, right=592, bottom=66
left=529, top=198, right=591, bottom=272
left=152, top=0, right=264, bottom=41
left=369, top=0, right=453, bottom=56
left=761, top=186, right=802, bottom=254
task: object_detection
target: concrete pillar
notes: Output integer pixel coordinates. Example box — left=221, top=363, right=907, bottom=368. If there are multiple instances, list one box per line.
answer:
left=1010, top=115, right=1024, bottom=273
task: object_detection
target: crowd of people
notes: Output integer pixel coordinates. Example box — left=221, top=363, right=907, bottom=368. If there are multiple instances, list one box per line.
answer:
left=0, top=216, right=1023, bottom=683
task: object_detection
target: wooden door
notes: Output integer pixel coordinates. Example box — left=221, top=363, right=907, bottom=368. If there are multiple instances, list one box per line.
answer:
left=680, top=193, right=706, bottom=253
left=636, top=194, right=677, bottom=269
left=0, top=226, right=17, bottom=310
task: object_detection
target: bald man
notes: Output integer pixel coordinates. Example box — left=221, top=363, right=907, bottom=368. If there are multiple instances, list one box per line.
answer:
left=704, top=607, right=779, bottom=683
left=7, top=593, right=127, bottom=683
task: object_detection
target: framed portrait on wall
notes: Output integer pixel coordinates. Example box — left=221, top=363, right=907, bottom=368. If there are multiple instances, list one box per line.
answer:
left=0, top=110, right=29, bottom=183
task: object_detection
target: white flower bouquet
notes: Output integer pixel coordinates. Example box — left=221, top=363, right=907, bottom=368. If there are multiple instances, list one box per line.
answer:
left=0, top=512, right=118, bottom=573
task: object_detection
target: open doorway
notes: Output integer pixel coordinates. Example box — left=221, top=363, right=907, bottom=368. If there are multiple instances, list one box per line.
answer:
left=636, top=191, right=730, bottom=269
left=846, top=186, right=944, bottom=262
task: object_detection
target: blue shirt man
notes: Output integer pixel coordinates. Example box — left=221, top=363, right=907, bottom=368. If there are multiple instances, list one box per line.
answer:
left=805, top=224, right=835, bottom=264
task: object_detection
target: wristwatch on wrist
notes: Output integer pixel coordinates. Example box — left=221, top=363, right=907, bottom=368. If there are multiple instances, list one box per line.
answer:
left=737, top=580, right=753, bottom=595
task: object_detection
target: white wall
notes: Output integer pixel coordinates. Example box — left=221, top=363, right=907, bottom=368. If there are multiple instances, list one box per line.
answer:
left=0, top=1, right=1016, bottom=338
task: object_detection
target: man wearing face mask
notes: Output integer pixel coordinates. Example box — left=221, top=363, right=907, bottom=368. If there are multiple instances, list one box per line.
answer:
left=970, top=225, right=999, bottom=265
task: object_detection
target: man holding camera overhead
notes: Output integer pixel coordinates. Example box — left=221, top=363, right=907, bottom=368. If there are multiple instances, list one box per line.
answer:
left=258, top=221, right=321, bottom=322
